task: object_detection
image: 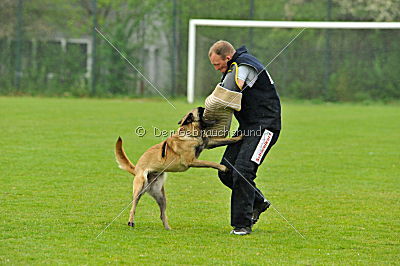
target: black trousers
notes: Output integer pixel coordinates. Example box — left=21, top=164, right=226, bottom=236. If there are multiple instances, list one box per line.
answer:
left=218, top=128, right=280, bottom=227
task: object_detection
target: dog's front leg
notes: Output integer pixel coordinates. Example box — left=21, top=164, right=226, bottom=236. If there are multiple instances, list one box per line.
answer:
left=189, top=159, right=228, bottom=172
left=205, top=136, right=243, bottom=149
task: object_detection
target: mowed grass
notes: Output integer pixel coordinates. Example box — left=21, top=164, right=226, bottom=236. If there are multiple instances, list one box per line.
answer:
left=0, top=97, right=399, bottom=264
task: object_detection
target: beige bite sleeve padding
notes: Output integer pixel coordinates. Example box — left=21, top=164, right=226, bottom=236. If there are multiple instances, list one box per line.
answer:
left=203, top=84, right=242, bottom=138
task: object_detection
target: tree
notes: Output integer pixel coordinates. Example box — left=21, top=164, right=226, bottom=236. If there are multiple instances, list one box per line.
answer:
left=334, top=0, right=400, bottom=21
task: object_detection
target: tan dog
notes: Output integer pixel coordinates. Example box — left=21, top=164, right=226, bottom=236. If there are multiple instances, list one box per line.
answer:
left=115, top=107, right=242, bottom=230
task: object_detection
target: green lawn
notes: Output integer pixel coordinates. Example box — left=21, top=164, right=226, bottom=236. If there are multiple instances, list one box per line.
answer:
left=0, top=97, right=399, bottom=264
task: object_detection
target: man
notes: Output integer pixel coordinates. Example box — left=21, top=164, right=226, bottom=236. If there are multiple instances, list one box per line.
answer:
left=206, top=40, right=281, bottom=235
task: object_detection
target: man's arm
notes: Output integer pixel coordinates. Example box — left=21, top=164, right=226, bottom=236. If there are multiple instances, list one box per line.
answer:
left=237, top=65, right=258, bottom=90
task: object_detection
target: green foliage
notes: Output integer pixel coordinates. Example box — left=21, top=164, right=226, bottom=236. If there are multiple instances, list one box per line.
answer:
left=0, top=0, right=399, bottom=101
left=333, top=0, right=400, bottom=21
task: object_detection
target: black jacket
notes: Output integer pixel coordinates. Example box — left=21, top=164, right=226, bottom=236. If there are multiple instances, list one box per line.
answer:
left=222, top=46, right=281, bottom=131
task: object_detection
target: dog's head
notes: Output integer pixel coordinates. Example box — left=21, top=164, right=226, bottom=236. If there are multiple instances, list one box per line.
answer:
left=178, top=107, right=202, bottom=126
left=177, top=107, right=214, bottom=137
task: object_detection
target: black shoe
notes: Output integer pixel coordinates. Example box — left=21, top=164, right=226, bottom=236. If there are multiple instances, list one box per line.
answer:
left=230, top=227, right=252, bottom=235
left=252, top=199, right=271, bottom=225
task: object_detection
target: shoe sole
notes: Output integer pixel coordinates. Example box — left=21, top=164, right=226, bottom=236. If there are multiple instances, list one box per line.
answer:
left=230, top=227, right=252, bottom=235
left=230, top=230, right=251, bottom=235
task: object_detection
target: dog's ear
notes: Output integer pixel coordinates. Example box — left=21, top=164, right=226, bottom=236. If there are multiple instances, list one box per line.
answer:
left=178, top=113, right=194, bottom=126
left=197, top=106, right=205, bottom=116
left=177, top=114, right=185, bottom=124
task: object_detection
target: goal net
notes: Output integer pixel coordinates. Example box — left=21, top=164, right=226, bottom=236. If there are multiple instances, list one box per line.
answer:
left=187, top=20, right=400, bottom=103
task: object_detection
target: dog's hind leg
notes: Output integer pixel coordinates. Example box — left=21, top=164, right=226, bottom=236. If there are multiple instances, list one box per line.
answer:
left=128, top=171, right=147, bottom=227
left=148, top=173, right=170, bottom=230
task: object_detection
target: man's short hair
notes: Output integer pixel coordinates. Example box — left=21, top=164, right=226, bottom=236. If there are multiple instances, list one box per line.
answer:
left=208, top=40, right=235, bottom=59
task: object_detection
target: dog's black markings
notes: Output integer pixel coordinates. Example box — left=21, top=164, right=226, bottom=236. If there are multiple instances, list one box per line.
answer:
left=195, top=138, right=208, bottom=158
left=161, top=141, right=167, bottom=158
left=181, top=113, right=194, bottom=126
left=195, top=145, right=202, bottom=158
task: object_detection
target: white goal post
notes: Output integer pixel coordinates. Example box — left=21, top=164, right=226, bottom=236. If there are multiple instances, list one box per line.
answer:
left=187, top=19, right=400, bottom=103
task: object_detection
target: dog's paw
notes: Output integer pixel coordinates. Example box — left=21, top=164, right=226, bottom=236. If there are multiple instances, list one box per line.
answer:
left=236, top=135, right=244, bottom=141
left=128, top=221, right=135, bottom=227
left=219, top=165, right=229, bottom=172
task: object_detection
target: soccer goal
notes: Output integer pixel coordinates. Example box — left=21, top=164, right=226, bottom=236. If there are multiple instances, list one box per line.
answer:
left=187, top=19, right=400, bottom=103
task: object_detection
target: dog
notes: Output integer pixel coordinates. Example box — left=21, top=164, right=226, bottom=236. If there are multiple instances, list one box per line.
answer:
left=115, top=107, right=242, bottom=230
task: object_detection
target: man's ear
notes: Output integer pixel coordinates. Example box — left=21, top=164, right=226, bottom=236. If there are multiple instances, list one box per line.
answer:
left=225, top=55, right=232, bottom=61
left=178, top=113, right=194, bottom=125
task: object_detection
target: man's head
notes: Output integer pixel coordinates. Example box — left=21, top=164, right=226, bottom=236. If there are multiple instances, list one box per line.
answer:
left=208, top=40, right=235, bottom=73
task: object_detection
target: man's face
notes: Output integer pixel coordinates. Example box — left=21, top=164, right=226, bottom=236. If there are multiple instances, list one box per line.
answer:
left=209, top=53, right=231, bottom=73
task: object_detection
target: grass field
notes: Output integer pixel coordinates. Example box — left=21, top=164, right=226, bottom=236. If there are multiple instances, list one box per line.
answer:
left=0, top=97, right=399, bottom=264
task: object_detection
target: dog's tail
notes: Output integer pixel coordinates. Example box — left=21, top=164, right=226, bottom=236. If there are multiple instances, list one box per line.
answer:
left=115, top=137, right=136, bottom=175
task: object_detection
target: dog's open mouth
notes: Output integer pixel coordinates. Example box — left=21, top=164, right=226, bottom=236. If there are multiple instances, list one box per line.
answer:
left=198, top=106, right=216, bottom=129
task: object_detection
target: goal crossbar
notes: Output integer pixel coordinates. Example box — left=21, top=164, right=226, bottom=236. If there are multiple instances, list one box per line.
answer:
left=187, top=19, right=400, bottom=103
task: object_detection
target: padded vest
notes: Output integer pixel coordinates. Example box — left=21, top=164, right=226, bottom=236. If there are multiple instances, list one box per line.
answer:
left=222, top=46, right=281, bottom=131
